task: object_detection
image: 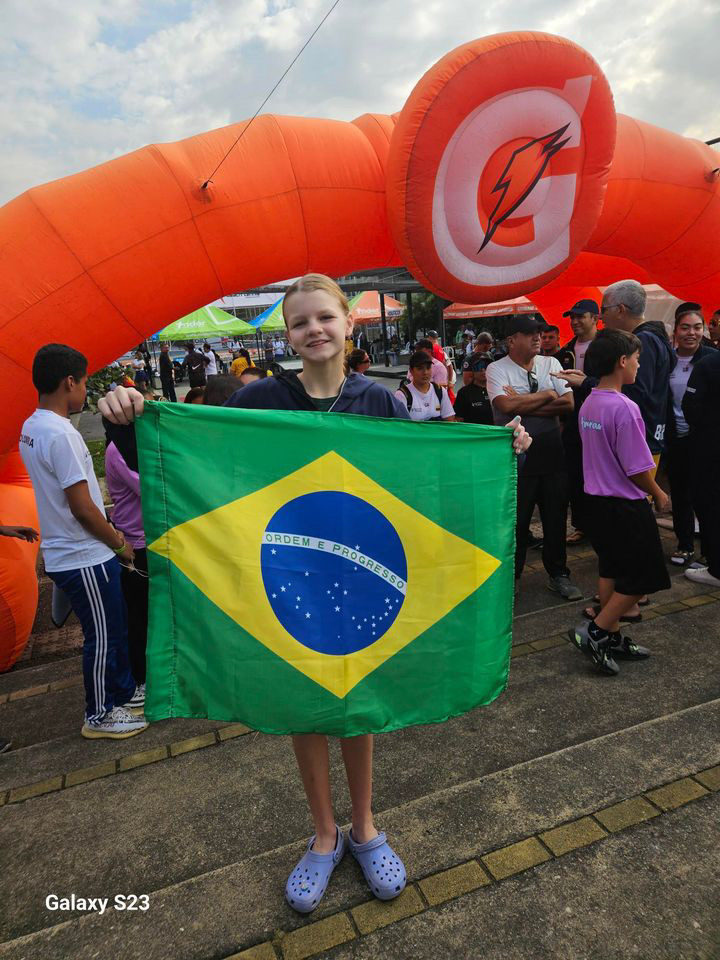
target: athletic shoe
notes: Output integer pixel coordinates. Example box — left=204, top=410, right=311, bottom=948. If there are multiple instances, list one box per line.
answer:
left=0, top=738, right=11, bottom=754
left=547, top=575, right=583, bottom=601
left=608, top=632, right=650, bottom=660
left=568, top=621, right=591, bottom=652
left=670, top=549, right=694, bottom=566
left=123, top=684, right=146, bottom=715
left=587, top=634, right=620, bottom=676
left=81, top=707, right=148, bottom=740
left=527, top=532, right=543, bottom=549
left=688, top=558, right=708, bottom=570
left=685, top=567, right=720, bottom=587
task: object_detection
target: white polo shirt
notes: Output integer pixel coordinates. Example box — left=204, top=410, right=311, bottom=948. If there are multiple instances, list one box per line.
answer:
left=19, top=410, right=114, bottom=572
left=394, top=383, right=455, bottom=421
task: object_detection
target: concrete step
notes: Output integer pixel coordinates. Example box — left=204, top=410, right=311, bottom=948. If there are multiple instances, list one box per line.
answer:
left=0, top=654, right=81, bottom=697
left=2, top=595, right=717, bottom=797
left=327, top=791, right=720, bottom=960
left=1, top=598, right=718, bottom=949
left=1, top=696, right=717, bottom=959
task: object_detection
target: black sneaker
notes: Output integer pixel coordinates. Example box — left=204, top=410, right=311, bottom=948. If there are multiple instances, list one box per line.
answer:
left=527, top=532, right=544, bottom=549
left=608, top=632, right=650, bottom=660
left=568, top=621, right=590, bottom=652
left=547, top=575, right=583, bottom=601
left=587, top=634, right=620, bottom=676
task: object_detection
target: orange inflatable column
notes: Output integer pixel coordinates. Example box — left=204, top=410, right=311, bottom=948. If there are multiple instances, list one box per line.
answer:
left=0, top=452, right=39, bottom=670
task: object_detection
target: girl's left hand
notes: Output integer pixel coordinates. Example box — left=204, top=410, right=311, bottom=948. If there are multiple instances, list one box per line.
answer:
left=508, top=416, right=532, bottom=455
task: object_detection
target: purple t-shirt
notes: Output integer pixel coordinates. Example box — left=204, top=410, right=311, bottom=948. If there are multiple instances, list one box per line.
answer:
left=579, top=389, right=655, bottom=500
left=105, top=441, right=145, bottom=548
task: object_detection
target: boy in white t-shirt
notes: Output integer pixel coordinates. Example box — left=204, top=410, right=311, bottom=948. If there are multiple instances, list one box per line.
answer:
left=19, top=344, right=147, bottom=740
left=395, top=352, right=455, bottom=421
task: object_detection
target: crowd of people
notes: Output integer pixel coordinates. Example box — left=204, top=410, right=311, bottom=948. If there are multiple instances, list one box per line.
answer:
left=7, top=272, right=720, bottom=917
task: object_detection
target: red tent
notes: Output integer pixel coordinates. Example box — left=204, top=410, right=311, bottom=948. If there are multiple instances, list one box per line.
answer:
left=349, top=291, right=404, bottom=324
left=443, top=297, right=537, bottom=320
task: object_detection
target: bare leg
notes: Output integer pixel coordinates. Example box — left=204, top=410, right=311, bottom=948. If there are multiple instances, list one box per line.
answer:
left=595, top=590, right=643, bottom=634
left=292, top=734, right=337, bottom=853
left=340, top=734, right=378, bottom=844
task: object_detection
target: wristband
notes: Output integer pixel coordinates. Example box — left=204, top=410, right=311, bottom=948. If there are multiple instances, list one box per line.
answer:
left=113, top=536, right=126, bottom=554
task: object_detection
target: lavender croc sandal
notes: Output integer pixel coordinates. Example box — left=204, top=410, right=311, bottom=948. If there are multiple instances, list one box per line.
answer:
left=285, top=825, right=345, bottom=914
left=348, top=830, right=406, bottom=901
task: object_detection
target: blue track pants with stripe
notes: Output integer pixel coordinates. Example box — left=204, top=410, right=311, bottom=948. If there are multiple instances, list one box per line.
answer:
left=48, top=556, right=136, bottom=722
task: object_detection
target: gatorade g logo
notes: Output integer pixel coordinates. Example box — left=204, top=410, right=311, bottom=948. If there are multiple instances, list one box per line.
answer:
left=432, top=78, right=590, bottom=288
left=386, top=34, right=616, bottom=304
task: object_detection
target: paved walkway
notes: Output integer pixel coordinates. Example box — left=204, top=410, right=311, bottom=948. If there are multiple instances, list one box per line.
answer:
left=2, top=521, right=718, bottom=959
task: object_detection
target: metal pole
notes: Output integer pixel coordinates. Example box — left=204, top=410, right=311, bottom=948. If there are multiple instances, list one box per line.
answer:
left=380, top=292, right=389, bottom=366
left=407, top=292, right=414, bottom=347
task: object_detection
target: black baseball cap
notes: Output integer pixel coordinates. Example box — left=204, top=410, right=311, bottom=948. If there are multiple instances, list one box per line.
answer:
left=506, top=315, right=547, bottom=335
left=674, top=301, right=702, bottom=321
left=462, top=355, right=490, bottom=372
left=562, top=299, right=599, bottom=317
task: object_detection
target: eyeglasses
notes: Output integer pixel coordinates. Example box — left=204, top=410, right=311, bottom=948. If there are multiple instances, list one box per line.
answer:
left=600, top=303, right=625, bottom=314
left=527, top=371, right=539, bottom=393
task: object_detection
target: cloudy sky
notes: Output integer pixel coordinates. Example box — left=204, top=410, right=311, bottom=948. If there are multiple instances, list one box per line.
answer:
left=1, top=0, right=718, bottom=204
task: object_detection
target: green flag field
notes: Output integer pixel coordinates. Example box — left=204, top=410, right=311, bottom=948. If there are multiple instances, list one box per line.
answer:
left=136, top=402, right=517, bottom=736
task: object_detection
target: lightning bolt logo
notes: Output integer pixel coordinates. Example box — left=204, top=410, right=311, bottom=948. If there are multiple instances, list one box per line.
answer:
left=478, top=123, right=572, bottom=253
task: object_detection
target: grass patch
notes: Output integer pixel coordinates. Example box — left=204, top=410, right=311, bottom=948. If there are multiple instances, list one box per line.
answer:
left=87, top=440, right=105, bottom=479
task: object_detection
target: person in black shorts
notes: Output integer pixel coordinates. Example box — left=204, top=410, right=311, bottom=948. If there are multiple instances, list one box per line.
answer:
left=569, top=330, right=671, bottom=675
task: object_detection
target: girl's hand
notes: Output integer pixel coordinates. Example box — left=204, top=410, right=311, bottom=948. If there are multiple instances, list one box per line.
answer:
left=508, top=416, right=532, bottom=455
left=98, top=386, right=145, bottom=424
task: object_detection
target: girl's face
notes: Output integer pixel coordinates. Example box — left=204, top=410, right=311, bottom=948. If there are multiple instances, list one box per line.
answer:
left=284, top=289, right=352, bottom=364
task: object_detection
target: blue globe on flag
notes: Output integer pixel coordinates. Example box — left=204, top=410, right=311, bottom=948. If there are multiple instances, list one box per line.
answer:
left=261, top=492, right=407, bottom=655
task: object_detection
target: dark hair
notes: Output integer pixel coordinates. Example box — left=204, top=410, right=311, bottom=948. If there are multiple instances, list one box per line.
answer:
left=416, top=338, right=433, bottom=352
left=237, top=348, right=251, bottom=362
left=203, top=375, right=239, bottom=406
left=409, top=351, right=433, bottom=370
left=184, top=386, right=205, bottom=404
left=585, top=330, right=641, bottom=377
left=543, top=324, right=559, bottom=335
left=240, top=366, right=265, bottom=379
left=345, top=348, right=370, bottom=373
left=32, top=344, right=88, bottom=394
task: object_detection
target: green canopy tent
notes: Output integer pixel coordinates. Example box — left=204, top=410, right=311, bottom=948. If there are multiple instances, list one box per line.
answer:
left=155, top=305, right=258, bottom=341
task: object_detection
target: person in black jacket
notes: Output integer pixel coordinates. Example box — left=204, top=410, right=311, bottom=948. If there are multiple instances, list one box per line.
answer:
left=554, top=280, right=676, bottom=618
left=158, top=344, right=177, bottom=402
left=185, top=343, right=207, bottom=388
left=683, top=349, right=720, bottom=587
left=666, top=306, right=714, bottom=565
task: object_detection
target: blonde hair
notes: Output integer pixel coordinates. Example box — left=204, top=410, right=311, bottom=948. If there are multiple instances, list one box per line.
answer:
left=282, top=274, right=349, bottom=324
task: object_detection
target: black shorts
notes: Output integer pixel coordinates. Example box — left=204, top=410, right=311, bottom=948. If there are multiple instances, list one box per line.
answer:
left=586, top=495, right=671, bottom=596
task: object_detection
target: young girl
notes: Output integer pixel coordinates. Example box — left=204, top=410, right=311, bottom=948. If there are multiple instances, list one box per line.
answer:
left=99, top=274, right=531, bottom=913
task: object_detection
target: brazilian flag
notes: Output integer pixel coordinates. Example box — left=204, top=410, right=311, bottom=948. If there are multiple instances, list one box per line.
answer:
left=136, top=402, right=517, bottom=736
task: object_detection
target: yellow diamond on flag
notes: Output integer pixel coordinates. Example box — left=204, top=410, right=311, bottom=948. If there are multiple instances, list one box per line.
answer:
left=148, top=451, right=500, bottom=698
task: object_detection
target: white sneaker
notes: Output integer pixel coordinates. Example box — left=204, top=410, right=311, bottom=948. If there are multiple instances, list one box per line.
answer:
left=81, top=706, right=148, bottom=740
left=684, top=567, right=720, bottom=587
left=123, top=684, right=146, bottom=715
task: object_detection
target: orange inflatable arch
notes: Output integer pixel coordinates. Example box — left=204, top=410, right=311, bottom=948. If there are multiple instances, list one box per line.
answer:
left=1, top=31, right=719, bottom=666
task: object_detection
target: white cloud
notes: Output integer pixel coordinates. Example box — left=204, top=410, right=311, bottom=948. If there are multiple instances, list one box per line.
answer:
left=0, top=0, right=718, bottom=202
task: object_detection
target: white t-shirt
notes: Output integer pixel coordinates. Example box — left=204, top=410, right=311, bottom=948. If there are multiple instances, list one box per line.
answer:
left=486, top=354, right=570, bottom=420
left=486, top=354, right=570, bottom=473
left=19, top=410, right=114, bottom=572
left=574, top=339, right=591, bottom=373
left=203, top=350, right=217, bottom=376
left=394, top=383, right=455, bottom=421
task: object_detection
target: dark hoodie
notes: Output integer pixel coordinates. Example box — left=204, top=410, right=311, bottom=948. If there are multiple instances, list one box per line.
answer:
left=624, top=320, right=676, bottom=454
left=224, top=370, right=410, bottom=418
left=574, top=321, right=676, bottom=455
